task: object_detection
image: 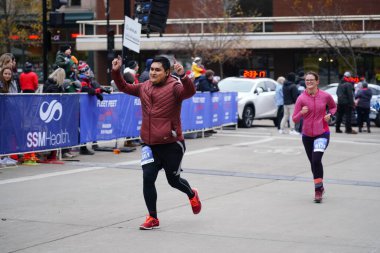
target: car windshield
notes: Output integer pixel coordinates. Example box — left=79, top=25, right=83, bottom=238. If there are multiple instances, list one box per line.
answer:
left=322, top=86, right=337, bottom=95
left=218, top=79, right=254, bottom=92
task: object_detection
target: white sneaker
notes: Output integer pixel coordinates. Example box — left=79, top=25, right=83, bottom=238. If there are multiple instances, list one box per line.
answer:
left=62, top=152, right=74, bottom=158
left=1, top=157, right=17, bottom=166
left=278, top=129, right=284, bottom=134
left=289, top=130, right=300, bottom=136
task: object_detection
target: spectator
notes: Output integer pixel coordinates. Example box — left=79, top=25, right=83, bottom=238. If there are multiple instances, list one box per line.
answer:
left=197, top=69, right=219, bottom=92
left=124, top=60, right=139, bottom=84
left=0, top=66, right=19, bottom=166
left=0, top=53, right=13, bottom=70
left=139, top=58, right=153, bottom=83
left=55, top=45, right=74, bottom=77
left=42, top=68, right=75, bottom=159
left=275, top=76, right=285, bottom=130
left=336, top=71, right=357, bottom=134
left=2, top=53, right=20, bottom=92
left=19, top=62, right=38, bottom=93
left=191, top=57, right=206, bottom=86
left=0, top=66, right=18, bottom=94
left=43, top=67, right=66, bottom=93
left=355, top=82, right=372, bottom=133
left=280, top=72, right=299, bottom=135
left=78, top=62, right=111, bottom=153
left=296, top=71, right=306, bottom=89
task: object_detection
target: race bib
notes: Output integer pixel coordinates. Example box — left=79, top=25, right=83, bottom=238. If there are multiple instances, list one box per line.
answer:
left=141, top=146, right=154, bottom=165
left=313, top=138, right=328, bottom=152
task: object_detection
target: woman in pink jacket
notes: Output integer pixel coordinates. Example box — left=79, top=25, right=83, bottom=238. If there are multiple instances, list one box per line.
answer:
left=292, top=71, right=337, bottom=203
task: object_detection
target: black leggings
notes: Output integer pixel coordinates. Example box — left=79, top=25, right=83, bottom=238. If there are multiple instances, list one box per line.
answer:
left=302, top=133, right=330, bottom=180
left=142, top=141, right=194, bottom=216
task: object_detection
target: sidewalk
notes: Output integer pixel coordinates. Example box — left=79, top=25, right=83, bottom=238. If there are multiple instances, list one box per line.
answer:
left=1, top=122, right=380, bottom=253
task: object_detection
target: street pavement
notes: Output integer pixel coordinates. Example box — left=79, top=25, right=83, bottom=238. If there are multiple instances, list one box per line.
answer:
left=1, top=120, right=380, bottom=253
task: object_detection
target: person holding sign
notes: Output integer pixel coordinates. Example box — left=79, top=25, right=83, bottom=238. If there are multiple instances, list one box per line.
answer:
left=292, top=71, right=337, bottom=203
left=111, top=55, right=201, bottom=230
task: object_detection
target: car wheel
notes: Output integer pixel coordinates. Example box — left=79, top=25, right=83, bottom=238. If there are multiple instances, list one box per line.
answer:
left=240, top=105, right=254, bottom=128
left=375, top=113, right=380, bottom=127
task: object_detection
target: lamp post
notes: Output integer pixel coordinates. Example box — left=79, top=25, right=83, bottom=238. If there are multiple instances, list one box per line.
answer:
left=42, top=0, right=48, bottom=82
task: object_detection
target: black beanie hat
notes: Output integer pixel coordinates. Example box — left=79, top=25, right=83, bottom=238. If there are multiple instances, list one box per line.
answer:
left=287, top=72, right=296, bottom=82
left=60, top=44, right=71, bottom=52
left=127, top=60, right=138, bottom=69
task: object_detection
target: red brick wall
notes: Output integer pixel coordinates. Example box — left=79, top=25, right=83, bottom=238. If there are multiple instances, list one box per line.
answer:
left=274, top=0, right=380, bottom=16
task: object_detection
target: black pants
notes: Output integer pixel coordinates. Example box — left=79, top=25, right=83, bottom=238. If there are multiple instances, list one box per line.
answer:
left=302, top=133, right=330, bottom=180
left=336, top=104, right=353, bottom=132
left=142, top=141, right=193, bottom=216
left=356, top=107, right=370, bottom=130
left=276, top=105, right=284, bottom=129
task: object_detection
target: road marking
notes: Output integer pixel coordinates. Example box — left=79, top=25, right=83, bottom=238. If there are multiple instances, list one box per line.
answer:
left=0, top=167, right=105, bottom=185
left=0, top=138, right=275, bottom=185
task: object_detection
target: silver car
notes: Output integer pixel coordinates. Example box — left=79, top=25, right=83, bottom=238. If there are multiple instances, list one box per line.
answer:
left=218, top=77, right=278, bottom=128
left=321, top=83, right=380, bottom=127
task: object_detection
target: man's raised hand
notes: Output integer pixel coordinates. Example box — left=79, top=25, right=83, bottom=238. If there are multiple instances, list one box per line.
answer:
left=173, top=59, right=185, bottom=76
left=112, top=55, right=122, bottom=71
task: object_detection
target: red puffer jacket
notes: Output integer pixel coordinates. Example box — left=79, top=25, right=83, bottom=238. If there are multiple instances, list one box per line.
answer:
left=112, top=70, right=196, bottom=145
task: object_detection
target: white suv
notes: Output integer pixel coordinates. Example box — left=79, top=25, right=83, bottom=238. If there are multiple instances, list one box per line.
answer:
left=218, top=77, right=278, bottom=128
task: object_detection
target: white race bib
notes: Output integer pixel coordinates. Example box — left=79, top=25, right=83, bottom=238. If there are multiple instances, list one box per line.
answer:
left=141, top=146, right=154, bottom=165
left=313, top=138, right=328, bottom=152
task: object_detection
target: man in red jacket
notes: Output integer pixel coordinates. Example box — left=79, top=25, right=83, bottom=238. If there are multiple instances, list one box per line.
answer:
left=112, top=55, right=202, bottom=230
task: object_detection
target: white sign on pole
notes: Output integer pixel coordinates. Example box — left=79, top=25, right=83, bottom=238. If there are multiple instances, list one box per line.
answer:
left=123, top=16, right=142, bottom=53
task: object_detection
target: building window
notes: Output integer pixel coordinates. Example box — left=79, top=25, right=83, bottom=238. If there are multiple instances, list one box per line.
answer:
left=71, top=0, right=81, bottom=6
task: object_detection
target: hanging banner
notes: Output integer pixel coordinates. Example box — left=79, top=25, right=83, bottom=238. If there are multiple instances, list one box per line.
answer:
left=0, top=94, right=79, bottom=155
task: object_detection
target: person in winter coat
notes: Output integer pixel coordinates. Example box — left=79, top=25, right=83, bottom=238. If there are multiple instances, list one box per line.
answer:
left=43, top=68, right=66, bottom=93
left=196, top=69, right=219, bottom=92
left=19, top=62, right=39, bottom=93
left=123, top=60, right=139, bottom=84
left=191, top=57, right=206, bottom=86
left=0, top=66, right=18, bottom=93
left=280, top=72, right=299, bottom=135
left=139, top=58, right=153, bottom=83
left=112, top=55, right=202, bottom=230
left=0, top=54, right=19, bottom=93
left=336, top=71, right=357, bottom=134
left=355, top=82, right=373, bottom=133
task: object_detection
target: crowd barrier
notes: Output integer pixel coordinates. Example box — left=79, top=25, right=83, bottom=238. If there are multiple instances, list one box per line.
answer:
left=0, top=92, right=238, bottom=155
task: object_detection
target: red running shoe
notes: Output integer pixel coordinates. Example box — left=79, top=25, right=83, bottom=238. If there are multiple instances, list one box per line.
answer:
left=314, top=188, right=325, bottom=203
left=190, top=188, right=202, bottom=214
left=139, top=216, right=160, bottom=230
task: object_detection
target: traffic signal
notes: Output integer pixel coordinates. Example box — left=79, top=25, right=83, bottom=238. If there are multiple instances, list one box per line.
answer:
left=134, top=0, right=170, bottom=35
left=49, top=12, right=65, bottom=27
left=52, top=0, right=68, bottom=11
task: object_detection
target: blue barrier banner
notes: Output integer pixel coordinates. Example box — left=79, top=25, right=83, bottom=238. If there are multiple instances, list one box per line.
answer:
left=1, top=92, right=236, bottom=155
left=211, top=92, right=222, bottom=127
left=0, top=95, right=79, bottom=155
left=221, top=92, right=238, bottom=125
left=80, top=94, right=142, bottom=143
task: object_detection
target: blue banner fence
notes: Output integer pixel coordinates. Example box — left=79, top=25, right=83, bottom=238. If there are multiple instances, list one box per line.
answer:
left=0, top=92, right=237, bottom=155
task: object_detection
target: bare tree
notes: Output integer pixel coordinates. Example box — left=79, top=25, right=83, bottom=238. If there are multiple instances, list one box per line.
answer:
left=171, top=0, right=259, bottom=78
left=287, top=0, right=379, bottom=76
left=0, top=0, right=42, bottom=53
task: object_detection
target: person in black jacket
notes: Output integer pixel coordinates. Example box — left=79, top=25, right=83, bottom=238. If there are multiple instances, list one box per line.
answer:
left=336, top=71, right=357, bottom=134
left=280, top=72, right=299, bottom=135
left=355, top=82, right=372, bottom=133
left=43, top=68, right=66, bottom=93
left=196, top=70, right=219, bottom=92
